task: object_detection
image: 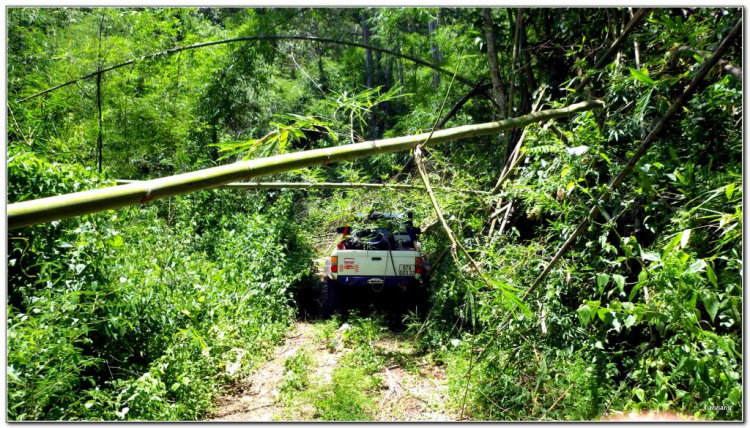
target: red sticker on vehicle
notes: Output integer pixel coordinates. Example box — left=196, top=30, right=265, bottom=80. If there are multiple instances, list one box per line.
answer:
left=344, top=258, right=356, bottom=270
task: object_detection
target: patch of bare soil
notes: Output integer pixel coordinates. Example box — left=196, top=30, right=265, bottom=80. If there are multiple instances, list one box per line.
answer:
left=209, top=323, right=319, bottom=421
left=371, top=337, right=456, bottom=421
left=208, top=321, right=454, bottom=421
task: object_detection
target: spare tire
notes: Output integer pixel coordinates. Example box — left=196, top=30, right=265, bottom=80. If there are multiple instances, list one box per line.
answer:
left=354, top=229, right=395, bottom=250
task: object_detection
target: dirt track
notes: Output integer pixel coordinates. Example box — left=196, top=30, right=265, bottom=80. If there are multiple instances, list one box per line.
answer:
left=209, top=321, right=454, bottom=421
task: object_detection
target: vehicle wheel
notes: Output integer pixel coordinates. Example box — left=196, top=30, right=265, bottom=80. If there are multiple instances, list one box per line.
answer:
left=321, top=279, right=340, bottom=318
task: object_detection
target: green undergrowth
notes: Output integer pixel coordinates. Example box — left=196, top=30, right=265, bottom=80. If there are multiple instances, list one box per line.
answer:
left=420, top=82, right=743, bottom=421
left=8, top=151, right=314, bottom=421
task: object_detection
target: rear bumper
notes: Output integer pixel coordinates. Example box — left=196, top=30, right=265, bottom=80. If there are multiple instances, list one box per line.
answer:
left=334, top=276, right=418, bottom=288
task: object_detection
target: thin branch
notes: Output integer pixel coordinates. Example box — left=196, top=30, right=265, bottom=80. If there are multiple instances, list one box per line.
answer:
left=7, top=103, right=32, bottom=146
left=497, top=202, right=513, bottom=235
left=548, top=123, right=569, bottom=144
left=437, top=80, right=492, bottom=130
left=486, top=197, right=504, bottom=239
left=17, top=34, right=478, bottom=103
left=488, top=202, right=511, bottom=221
left=289, top=46, right=326, bottom=96
left=547, top=383, right=575, bottom=413
left=72, top=78, right=94, bottom=101
left=115, top=179, right=490, bottom=194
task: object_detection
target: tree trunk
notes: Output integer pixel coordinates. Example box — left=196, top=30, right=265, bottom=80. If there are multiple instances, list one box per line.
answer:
left=384, top=55, right=392, bottom=89
left=315, top=44, right=328, bottom=91
left=521, top=19, right=536, bottom=106
left=362, top=13, right=373, bottom=88
left=504, top=8, right=525, bottom=156
left=96, top=14, right=105, bottom=173
left=96, top=72, right=103, bottom=174
left=398, top=55, right=405, bottom=94
left=429, top=16, right=442, bottom=88
left=629, top=8, right=641, bottom=70
left=482, top=8, right=506, bottom=115
left=507, top=8, right=523, bottom=119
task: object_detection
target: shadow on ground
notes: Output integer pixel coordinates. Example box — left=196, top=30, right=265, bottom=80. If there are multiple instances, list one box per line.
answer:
left=293, top=275, right=431, bottom=331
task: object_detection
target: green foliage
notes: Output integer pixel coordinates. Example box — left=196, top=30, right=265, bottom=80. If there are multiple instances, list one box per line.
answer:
left=7, top=6, right=742, bottom=422
left=312, top=367, right=377, bottom=421
left=7, top=152, right=312, bottom=420
left=279, top=351, right=313, bottom=395
left=212, top=115, right=338, bottom=161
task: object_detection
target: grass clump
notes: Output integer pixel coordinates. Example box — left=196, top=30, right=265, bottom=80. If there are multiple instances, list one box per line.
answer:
left=279, top=351, right=313, bottom=395
left=312, top=366, right=379, bottom=421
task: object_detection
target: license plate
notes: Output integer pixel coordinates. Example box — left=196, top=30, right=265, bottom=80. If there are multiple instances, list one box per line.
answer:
left=399, top=264, right=415, bottom=276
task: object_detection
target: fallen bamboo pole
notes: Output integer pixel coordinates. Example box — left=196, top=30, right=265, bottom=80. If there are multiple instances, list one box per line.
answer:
left=671, top=46, right=742, bottom=82
left=114, top=179, right=490, bottom=194
left=8, top=100, right=604, bottom=230
left=523, top=16, right=741, bottom=302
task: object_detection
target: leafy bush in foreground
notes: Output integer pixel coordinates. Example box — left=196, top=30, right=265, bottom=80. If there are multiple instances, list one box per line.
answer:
left=8, top=151, right=312, bottom=420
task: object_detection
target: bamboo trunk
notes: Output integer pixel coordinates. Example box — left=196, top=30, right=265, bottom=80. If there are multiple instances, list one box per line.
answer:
left=96, top=15, right=104, bottom=174
left=629, top=8, right=642, bottom=70
left=574, top=8, right=652, bottom=93
left=114, top=179, right=490, bottom=194
left=8, top=100, right=603, bottom=230
left=96, top=72, right=103, bottom=173
left=671, top=46, right=742, bottom=81
left=482, top=8, right=507, bottom=115
left=362, top=13, right=374, bottom=89
left=506, top=8, right=523, bottom=119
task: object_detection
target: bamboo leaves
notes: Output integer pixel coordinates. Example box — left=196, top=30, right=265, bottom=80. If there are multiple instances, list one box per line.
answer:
left=210, top=115, right=338, bottom=161
left=629, top=67, right=656, bottom=86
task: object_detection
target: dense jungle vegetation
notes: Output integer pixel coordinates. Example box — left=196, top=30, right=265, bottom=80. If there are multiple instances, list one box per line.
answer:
left=7, top=7, right=743, bottom=421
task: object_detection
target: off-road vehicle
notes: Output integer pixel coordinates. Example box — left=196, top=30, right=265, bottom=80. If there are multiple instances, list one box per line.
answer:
left=322, top=211, right=428, bottom=315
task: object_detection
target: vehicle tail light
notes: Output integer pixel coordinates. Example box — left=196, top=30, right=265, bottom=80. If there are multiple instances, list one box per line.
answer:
left=331, top=256, right=338, bottom=273
left=415, top=257, right=422, bottom=274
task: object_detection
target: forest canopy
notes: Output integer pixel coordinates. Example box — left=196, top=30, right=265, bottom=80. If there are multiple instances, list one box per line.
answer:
left=6, top=7, right=743, bottom=421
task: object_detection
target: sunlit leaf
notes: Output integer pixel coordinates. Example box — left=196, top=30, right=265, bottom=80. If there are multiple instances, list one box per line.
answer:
left=701, top=293, right=719, bottom=322
left=629, top=68, right=656, bottom=86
